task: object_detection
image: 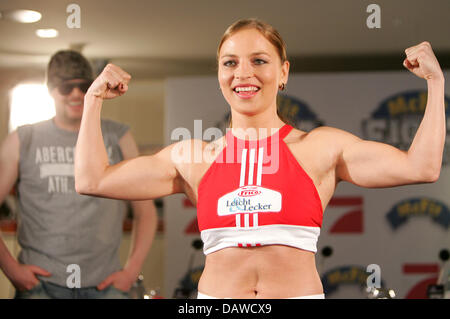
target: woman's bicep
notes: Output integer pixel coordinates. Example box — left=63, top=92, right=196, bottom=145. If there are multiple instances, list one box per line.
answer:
left=101, top=154, right=182, bottom=199
left=332, top=128, right=430, bottom=188
left=78, top=144, right=184, bottom=200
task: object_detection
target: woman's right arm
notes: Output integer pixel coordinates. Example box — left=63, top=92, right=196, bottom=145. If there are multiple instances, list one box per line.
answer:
left=75, top=64, right=183, bottom=200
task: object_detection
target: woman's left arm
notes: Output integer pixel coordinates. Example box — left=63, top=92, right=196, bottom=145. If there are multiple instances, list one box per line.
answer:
left=335, top=41, right=445, bottom=188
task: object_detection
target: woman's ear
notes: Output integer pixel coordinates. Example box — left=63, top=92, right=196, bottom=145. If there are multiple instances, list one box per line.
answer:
left=281, top=60, right=290, bottom=87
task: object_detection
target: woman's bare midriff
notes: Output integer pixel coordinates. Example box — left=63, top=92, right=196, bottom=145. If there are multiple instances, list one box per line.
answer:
left=197, top=245, right=323, bottom=298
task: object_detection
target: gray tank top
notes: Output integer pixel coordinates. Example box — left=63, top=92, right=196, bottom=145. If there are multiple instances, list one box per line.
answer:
left=16, top=118, right=129, bottom=288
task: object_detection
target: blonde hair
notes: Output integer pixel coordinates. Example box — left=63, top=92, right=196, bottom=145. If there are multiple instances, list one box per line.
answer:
left=217, top=18, right=287, bottom=64
left=217, top=18, right=292, bottom=127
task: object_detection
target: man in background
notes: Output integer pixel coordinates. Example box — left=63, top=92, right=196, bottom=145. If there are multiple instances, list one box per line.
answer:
left=0, top=50, right=157, bottom=298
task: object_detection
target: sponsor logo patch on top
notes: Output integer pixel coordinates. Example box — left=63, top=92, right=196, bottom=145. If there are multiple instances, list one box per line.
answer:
left=238, top=187, right=261, bottom=197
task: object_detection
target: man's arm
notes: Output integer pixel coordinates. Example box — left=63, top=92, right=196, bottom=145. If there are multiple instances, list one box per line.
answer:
left=0, top=131, right=19, bottom=213
left=0, top=131, right=51, bottom=290
left=97, top=131, right=158, bottom=291
left=0, top=131, right=20, bottom=277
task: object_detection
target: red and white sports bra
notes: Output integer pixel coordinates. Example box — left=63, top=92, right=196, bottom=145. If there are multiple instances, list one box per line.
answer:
left=197, top=124, right=323, bottom=255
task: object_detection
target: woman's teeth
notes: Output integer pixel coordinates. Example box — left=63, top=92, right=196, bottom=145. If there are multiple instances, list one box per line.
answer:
left=234, top=86, right=260, bottom=92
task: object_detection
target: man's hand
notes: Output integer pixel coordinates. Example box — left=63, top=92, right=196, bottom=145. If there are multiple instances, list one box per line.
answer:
left=86, top=64, right=131, bottom=100
left=403, top=41, right=444, bottom=81
left=97, top=269, right=136, bottom=292
left=7, top=262, right=51, bottom=291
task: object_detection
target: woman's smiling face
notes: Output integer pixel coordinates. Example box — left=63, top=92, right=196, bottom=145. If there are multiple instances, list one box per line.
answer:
left=218, top=28, right=289, bottom=117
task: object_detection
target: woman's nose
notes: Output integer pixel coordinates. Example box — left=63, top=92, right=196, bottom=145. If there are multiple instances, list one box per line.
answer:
left=235, top=61, right=253, bottom=80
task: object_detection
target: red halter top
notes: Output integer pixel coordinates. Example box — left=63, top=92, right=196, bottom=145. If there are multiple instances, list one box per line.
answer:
left=197, top=124, right=323, bottom=255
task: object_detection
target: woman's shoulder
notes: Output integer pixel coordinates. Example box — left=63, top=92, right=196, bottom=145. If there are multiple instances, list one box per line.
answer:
left=158, top=136, right=226, bottom=166
left=288, top=125, right=356, bottom=144
left=285, top=125, right=359, bottom=160
left=285, top=126, right=355, bottom=174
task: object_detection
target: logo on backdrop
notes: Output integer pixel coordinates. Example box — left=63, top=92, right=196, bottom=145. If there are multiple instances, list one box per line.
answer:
left=402, top=263, right=440, bottom=299
left=362, top=90, right=450, bottom=165
left=327, top=196, right=364, bottom=234
left=277, top=94, right=325, bottom=131
left=386, top=197, right=450, bottom=230
left=216, top=94, right=324, bottom=133
left=321, top=265, right=385, bottom=295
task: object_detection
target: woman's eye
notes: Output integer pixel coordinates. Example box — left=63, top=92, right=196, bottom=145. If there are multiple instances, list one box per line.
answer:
left=254, top=59, right=267, bottom=65
left=223, top=60, right=236, bottom=67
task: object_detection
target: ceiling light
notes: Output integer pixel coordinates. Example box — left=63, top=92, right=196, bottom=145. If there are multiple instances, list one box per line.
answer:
left=2, top=9, right=42, bottom=23
left=36, top=29, right=59, bottom=38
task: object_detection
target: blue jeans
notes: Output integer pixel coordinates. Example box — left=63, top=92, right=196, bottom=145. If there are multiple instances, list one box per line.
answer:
left=14, top=281, right=130, bottom=299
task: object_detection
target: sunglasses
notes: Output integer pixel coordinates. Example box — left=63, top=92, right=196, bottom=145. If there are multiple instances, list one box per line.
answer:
left=57, top=80, right=93, bottom=95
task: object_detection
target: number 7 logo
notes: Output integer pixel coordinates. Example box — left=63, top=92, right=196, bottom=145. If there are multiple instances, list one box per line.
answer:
left=328, top=196, right=364, bottom=234
left=403, top=263, right=439, bottom=299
